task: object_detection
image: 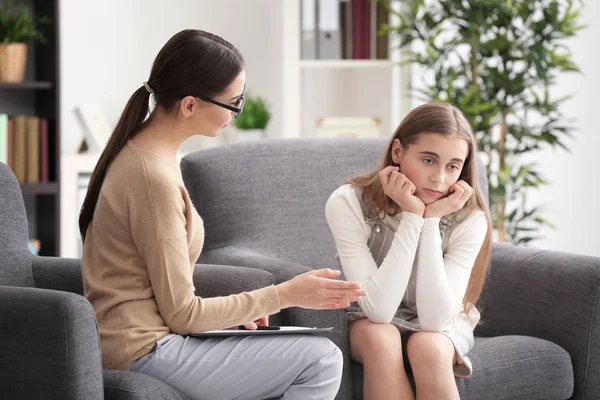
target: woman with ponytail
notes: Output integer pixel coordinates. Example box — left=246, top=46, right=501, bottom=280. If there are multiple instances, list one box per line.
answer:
left=80, top=29, right=365, bottom=400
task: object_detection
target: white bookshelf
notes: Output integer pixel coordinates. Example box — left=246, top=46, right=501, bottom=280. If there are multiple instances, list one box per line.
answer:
left=282, top=0, right=411, bottom=139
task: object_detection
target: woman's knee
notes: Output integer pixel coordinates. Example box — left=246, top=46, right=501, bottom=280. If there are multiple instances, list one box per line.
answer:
left=302, top=336, right=343, bottom=367
left=406, top=332, right=455, bottom=373
left=349, top=319, right=403, bottom=364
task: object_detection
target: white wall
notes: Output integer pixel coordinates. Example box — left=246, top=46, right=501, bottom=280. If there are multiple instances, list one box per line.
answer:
left=60, top=0, right=283, bottom=155
left=525, top=1, right=600, bottom=257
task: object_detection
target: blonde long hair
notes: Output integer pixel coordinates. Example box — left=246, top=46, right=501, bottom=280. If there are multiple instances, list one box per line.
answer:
left=348, top=103, right=492, bottom=312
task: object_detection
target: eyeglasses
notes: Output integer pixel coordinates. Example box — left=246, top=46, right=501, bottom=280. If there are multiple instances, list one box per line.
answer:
left=198, top=96, right=245, bottom=118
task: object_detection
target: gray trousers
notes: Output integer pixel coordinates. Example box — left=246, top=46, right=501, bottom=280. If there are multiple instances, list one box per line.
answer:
left=129, top=333, right=343, bottom=400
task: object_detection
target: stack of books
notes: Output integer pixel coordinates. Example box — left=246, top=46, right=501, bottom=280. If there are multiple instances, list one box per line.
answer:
left=0, top=114, right=52, bottom=184
left=301, top=0, right=390, bottom=60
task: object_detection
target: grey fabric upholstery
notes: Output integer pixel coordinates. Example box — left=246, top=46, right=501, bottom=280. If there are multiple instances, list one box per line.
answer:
left=193, top=262, right=277, bottom=297
left=0, top=162, right=34, bottom=287
left=103, top=370, right=190, bottom=400
left=477, top=243, right=600, bottom=399
left=181, top=137, right=600, bottom=400
left=0, top=286, right=104, bottom=399
left=33, top=256, right=85, bottom=294
left=181, top=138, right=388, bottom=270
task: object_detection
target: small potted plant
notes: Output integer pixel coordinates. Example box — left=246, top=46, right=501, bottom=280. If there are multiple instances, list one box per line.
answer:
left=233, top=93, right=271, bottom=141
left=0, top=0, right=49, bottom=83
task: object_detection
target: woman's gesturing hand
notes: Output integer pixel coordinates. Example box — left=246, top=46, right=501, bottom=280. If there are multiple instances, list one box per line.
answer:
left=276, top=269, right=366, bottom=310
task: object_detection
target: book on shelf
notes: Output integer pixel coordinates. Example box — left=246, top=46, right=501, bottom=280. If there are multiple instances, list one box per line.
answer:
left=7, top=118, right=13, bottom=170
left=0, top=113, right=53, bottom=185
left=0, top=114, right=6, bottom=165
left=302, top=0, right=389, bottom=61
left=13, top=115, right=26, bottom=182
left=26, top=117, right=40, bottom=184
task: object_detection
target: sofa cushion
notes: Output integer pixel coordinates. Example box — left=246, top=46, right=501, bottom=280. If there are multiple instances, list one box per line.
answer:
left=352, top=335, right=573, bottom=400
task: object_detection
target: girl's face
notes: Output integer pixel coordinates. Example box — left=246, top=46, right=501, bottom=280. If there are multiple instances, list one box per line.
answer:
left=192, top=69, right=246, bottom=137
left=391, top=132, right=469, bottom=205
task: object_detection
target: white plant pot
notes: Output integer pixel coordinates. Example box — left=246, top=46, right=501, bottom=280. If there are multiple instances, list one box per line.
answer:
left=237, top=129, right=264, bottom=142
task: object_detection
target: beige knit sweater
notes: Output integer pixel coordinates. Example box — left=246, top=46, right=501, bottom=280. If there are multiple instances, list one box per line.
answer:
left=82, top=140, right=281, bottom=370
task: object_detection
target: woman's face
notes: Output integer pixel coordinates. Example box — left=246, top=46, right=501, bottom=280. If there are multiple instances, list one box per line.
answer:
left=193, top=69, right=246, bottom=137
left=391, top=132, right=469, bottom=205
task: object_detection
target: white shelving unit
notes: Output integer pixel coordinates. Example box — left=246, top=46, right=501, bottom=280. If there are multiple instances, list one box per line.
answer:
left=281, top=0, right=411, bottom=139
left=60, top=152, right=99, bottom=258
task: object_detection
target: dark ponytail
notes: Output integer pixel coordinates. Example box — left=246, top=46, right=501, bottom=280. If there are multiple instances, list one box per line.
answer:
left=79, top=29, right=245, bottom=241
left=79, top=86, right=150, bottom=240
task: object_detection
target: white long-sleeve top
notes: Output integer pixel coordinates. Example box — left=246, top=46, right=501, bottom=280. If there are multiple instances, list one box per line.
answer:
left=325, top=184, right=487, bottom=332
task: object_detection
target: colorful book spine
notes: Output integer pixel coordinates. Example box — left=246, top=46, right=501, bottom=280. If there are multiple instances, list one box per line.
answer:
left=13, top=115, right=26, bottom=183
left=26, top=116, right=40, bottom=184
left=0, top=114, right=7, bottom=164
left=7, top=118, right=13, bottom=169
left=40, top=118, right=49, bottom=183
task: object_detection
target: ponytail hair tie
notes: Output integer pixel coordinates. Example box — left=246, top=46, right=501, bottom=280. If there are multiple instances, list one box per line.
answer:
left=143, top=81, right=154, bottom=94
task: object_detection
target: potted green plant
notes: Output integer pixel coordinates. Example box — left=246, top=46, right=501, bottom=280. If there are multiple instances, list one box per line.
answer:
left=0, top=0, right=49, bottom=82
left=233, top=93, right=271, bottom=141
left=383, top=0, right=584, bottom=245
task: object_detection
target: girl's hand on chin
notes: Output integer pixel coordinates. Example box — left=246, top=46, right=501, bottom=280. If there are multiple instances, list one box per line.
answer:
left=424, top=180, right=473, bottom=218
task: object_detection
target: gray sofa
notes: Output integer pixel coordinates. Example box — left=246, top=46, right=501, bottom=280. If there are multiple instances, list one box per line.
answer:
left=0, top=161, right=283, bottom=400
left=181, top=137, right=600, bottom=400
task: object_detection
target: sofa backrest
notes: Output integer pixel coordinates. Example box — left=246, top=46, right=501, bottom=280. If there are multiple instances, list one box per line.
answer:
left=0, top=162, right=34, bottom=286
left=181, top=138, right=489, bottom=268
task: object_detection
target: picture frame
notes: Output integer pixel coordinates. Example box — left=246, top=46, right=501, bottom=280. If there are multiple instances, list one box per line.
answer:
left=73, top=104, right=112, bottom=153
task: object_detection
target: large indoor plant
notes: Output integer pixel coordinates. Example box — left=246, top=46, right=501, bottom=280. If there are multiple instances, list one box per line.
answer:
left=383, top=0, right=584, bottom=244
left=0, top=0, right=49, bottom=82
left=233, top=93, right=271, bottom=141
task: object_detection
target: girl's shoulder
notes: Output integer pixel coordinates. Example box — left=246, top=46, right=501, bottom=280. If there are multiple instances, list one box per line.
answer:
left=327, top=184, right=361, bottom=208
left=329, top=183, right=359, bottom=198
left=326, top=184, right=368, bottom=224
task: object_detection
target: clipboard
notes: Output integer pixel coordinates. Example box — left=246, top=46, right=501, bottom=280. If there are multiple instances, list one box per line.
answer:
left=189, top=326, right=335, bottom=338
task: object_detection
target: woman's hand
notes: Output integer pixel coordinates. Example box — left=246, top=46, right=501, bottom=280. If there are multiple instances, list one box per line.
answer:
left=379, top=166, right=425, bottom=217
left=424, top=180, right=473, bottom=218
left=241, top=316, right=269, bottom=330
left=276, top=269, right=366, bottom=310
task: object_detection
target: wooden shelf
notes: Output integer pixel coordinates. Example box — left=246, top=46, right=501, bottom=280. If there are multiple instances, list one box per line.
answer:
left=0, top=81, right=54, bottom=90
left=20, top=182, right=60, bottom=196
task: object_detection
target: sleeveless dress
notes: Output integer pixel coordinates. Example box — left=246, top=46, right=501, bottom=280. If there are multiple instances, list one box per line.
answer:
left=341, top=188, right=479, bottom=377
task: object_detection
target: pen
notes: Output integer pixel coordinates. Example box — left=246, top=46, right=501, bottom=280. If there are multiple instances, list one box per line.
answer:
left=238, top=325, right=281, bottom=330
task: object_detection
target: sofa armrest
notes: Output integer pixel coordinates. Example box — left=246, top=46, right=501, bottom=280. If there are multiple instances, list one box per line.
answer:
left=0, top=286, right=104, bottom=399
left=199, top=246, right=312, bottom=283
left=32, top=256, right=84, bottom=295
left=192, top=263, right=276, bottom=297
left=476, top=243, right=600, bottom=400
left=104, top=370, right=190, bottom=400
left=32, top=258, right=277, bottom=299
